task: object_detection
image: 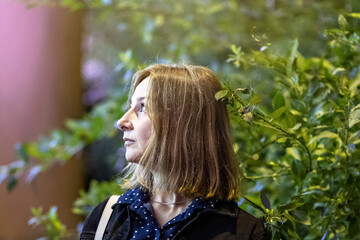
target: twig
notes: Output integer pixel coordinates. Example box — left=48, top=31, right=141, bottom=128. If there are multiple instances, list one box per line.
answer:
left=231, top=89, right=313, bottom=171
left=245, top=172, right=290, bottom=180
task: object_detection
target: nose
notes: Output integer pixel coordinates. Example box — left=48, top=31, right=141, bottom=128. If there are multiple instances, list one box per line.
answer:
left=117, top=110, right=134, bottom=131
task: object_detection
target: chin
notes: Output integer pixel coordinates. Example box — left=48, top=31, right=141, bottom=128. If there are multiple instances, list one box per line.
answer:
left=125, top=153, right=141, bottom=163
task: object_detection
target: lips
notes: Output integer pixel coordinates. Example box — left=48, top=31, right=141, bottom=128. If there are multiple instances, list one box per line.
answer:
left=123, top=137, right=135, bottom=146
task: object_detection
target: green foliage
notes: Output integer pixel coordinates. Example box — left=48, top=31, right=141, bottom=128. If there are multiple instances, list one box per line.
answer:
left=73, top=179, right=125, bottom=216
left=5, top=0, right=354, bottom=191
left=27, top=181, right=125, bottom=239
left=0, top=92, right=128, bottom=190
left=27, top=0, right=353, bottom=64
left=2, top=0, right=360, bottom=239
left=28, top=206, right=68, bottom=240
left=222, top=15, right=360, bottom=240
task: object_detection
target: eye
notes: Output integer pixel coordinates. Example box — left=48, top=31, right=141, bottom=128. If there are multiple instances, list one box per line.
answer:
left=139, top=103, right=146, bottom=112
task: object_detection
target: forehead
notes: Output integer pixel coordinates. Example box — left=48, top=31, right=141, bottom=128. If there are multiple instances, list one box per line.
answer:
left=131, top=77, right=151, bottom=102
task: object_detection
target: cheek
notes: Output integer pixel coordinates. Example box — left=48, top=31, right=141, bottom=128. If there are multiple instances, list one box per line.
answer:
left=137, top=120, right=153, bottom=147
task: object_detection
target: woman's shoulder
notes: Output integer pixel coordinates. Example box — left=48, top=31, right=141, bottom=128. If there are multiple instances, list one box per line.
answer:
left=81, top=188, right=140, bottom=232
left=212, top=200, right=266, bottom=240
left=236, top=207, right=265, bottom=239
left=80, top=197, right=112, bottom=236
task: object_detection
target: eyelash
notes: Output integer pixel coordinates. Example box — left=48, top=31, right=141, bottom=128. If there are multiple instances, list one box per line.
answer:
left=139, top=103, right=146, bottom=112
left=129, top=102, right=146, bottom=114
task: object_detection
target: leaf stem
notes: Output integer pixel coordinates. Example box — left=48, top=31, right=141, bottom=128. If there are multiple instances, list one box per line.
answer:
left=256, top=114, right=313, bottom=172
left=230, top=89, right=313, bottom=171
left=243, top=197, right=265, bottom=213
left=245, top=172, right=291, bottom=179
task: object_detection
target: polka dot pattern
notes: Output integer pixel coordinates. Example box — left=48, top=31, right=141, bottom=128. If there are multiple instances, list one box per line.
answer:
left=116, top=188, right=217, bottom=240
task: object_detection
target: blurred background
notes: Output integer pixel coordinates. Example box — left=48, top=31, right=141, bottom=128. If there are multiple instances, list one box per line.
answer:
left=0, top=0, right=359, bottom=239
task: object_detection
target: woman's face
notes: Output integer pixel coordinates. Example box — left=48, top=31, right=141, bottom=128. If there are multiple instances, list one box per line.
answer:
left=117, top=77, right=153, bottom=162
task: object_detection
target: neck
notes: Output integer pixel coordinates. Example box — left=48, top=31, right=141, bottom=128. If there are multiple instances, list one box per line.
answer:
left=150, top=192, right=191, bottom=205
left=149, top=191, right=192, bottom=227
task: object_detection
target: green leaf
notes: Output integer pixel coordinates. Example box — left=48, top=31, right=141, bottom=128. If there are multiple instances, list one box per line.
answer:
left=277, top=137, right=288, bottom=143
left=7, top=175, right=18, bottom=191
left=215, top=89, right=229, bottom=100
left=291, top=99, right=307, bottom=113
left=278, top=199, right=304, bottom=212
left=287, top=38, right=299, bottom=67
left=349, top=105, right=360, bottom=128
left=29, top=206, right=67, bottom=238
left=288, top=228, right=301, bottom=240
left=345, top=13, right=360, bottom=19
left=332, top=67, right=346, bottom=76
left=49, top=206, right=58, bottom=220
left=72, top=179, right=124, bottom=216
left=308, top=131, right=342, bottom=145
left=272, top=60, right=287, bottom=75
left=249, top=94, right=262, bottom=105
left=15, top=143, right=29, bottom=163
left=338, top=15, right=348, bottom=30
left=253, top=119, right=282, bottom=132
left=295, top=51, right=306, bottom=71
left=271, top=224, right=289, bottom=239
left=283, top=111, right=296, bottom=128
left=291, top=123, right=302, bottom=131
left=312, top=88, right=330, bottom=105
left=269, top=106, right=289, bottom=119
left=231, top=44, right=239, bottom=54
left=291, top=159, right=306, bottom=180
left=286, top=148, right=301, bottom=160
left=349, top=110, right=360, bottom=128
left=31, top=207, right=43, bottom=217
left=350, top=77, right=360, bottom=97
left=243, top=197, right=265, bottom=213
left=348, top=130, right=360, bottom=144
left=272, top=92, right=286, bottom=110
left=235, top=88, right=250, bottom=94
left=290, top=209, right=311, bottom=225
left=260, top=191, right=271, bottom=210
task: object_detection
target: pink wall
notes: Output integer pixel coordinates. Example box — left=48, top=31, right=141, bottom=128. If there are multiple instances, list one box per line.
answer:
left=0, top=0, right=84, bottom=238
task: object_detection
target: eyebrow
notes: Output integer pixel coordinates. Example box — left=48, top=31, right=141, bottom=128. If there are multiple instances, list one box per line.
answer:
left=130, top=96, right=146, bottom=104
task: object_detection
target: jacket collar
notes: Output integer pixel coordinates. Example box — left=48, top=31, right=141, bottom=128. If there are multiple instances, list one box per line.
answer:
left=207, top=200, right=238, bottom=217
left=112, top=188, right=238, bottom=218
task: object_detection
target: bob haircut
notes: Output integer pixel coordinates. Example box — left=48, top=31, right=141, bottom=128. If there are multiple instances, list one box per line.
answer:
left=122, top=64, right=242, bottom=201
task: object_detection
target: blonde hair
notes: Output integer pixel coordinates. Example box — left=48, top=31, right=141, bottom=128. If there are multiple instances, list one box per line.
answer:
left=122, top=64, right=242, bottom=200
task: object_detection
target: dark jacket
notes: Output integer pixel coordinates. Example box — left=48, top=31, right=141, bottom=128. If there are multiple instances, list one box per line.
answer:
left=80, top=197, right=265, bottom=240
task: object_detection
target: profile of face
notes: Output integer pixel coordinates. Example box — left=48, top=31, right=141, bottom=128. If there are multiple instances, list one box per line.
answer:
left=117, top=77, right=153, bottom=162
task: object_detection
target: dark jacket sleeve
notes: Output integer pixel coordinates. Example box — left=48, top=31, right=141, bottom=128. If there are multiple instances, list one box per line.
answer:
left=80, top=198, right=109, bottom=240
left=236, top=208, right=265, bottom=240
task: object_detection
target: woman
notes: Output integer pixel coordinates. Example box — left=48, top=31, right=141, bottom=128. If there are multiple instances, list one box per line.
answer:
left=80, top=64, right=265, bottom=240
